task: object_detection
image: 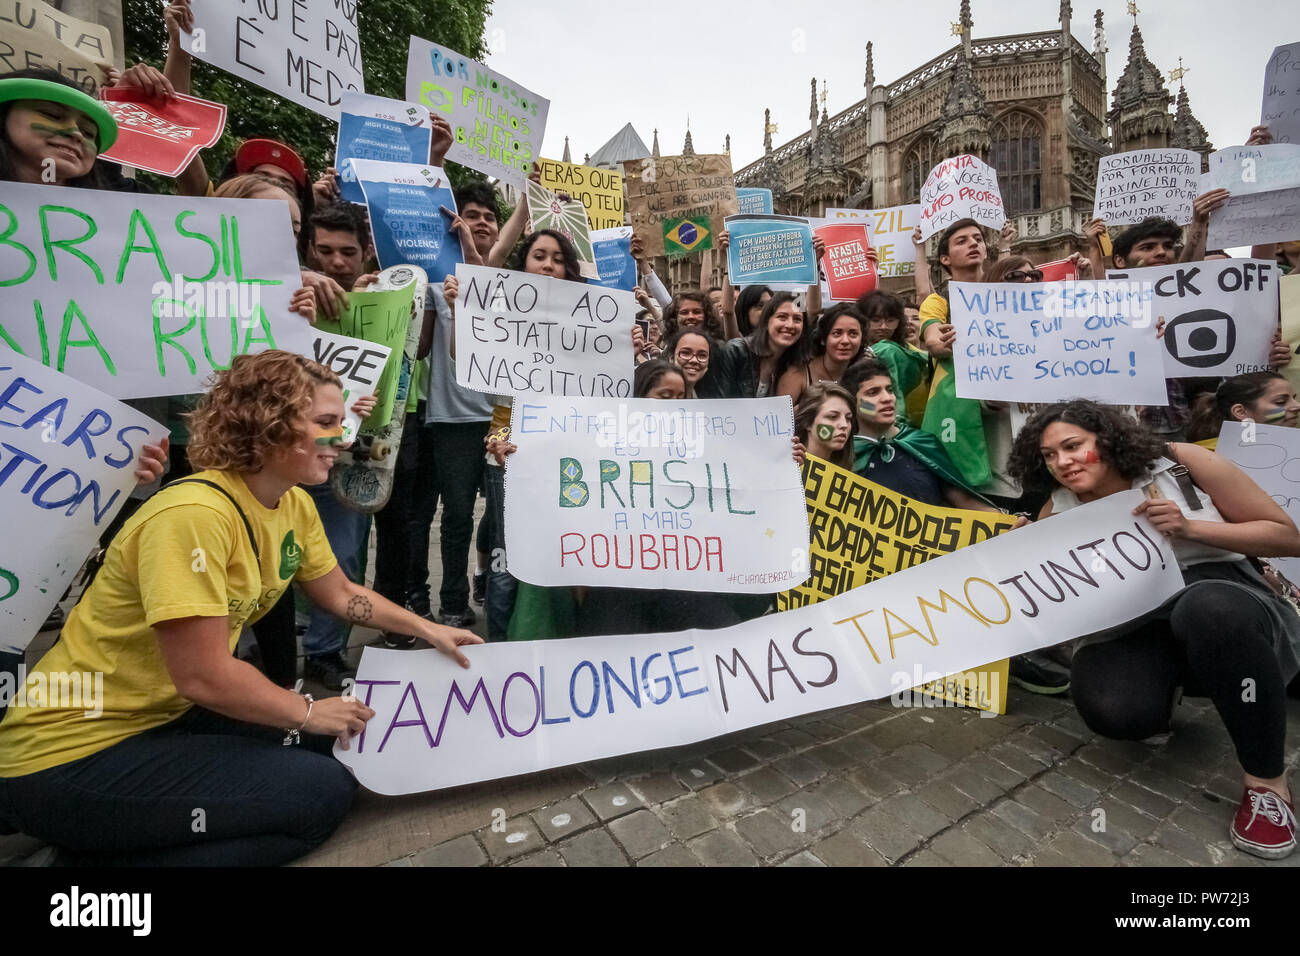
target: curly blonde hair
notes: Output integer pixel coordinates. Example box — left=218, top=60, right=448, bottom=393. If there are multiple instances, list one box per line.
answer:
left=187, top=351, right=341, bottom=472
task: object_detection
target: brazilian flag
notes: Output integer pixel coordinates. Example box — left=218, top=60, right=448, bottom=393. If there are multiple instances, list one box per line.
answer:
left=664, top=216, right=712, bottom=257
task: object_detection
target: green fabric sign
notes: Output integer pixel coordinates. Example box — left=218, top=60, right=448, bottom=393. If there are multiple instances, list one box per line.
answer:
left=315, top=285, right=415, bottom=431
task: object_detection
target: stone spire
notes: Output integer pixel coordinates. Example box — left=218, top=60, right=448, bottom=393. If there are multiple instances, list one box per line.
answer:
left=724, top=133, right=730, bottom=155
left=1108, top=23, right=1173, bottom=150
left=864, top=42, right=874, bottom=90
left=1092, top=8, right=1106, bottom=52
left=583, top=153, right=590, bottom=164
left=940, top=47, right=991, bottom=158
left=562, top=135, right=571, bottom=163
left=763, top=108, right=773, bottom=153
left=682, top=123, right=694, bottom=157
left=1170, top=83, right=1212, bottom=158
left=959, top=0, right=972, bottom=54
left=1060, top=0, right=1072, bottom=23
left=652, top=128, right=660, bottom=158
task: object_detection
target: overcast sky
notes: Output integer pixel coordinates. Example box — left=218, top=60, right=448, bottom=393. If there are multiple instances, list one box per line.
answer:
left=480, top=0, right=1283, bottom=173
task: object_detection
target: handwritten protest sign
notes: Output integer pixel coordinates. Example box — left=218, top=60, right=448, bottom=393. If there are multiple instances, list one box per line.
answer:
left=1280, top=274, right=1300, bottom=400
left=1262, top=43, right=1300, bottom=145
left=776, top=456, right=1013, bottom=713
left=0, top=352, right=167, bottom=654
left=825, top=206, right=920, bottom=279
left=335, top=491, right=1183, bottom=794
left=0, top=181, right=305, bottom=399
left=1200, top=145, right=1300, bottom=247
left=949, top=280, right=1166, bottom=403
left=623, top=153, right=738, bottom=258
left=502, top=396, right=808, bottom=592
left=308, top=328, right=391, bottom=444
left=525, top=180, right=597, bottom=278
left=1108, top=259, right=1277, bottom=378
left=99, top=88, right=227, bottom=178
left=1092, top=149, right=1201, bottom=226
left=538, top=158, right=625, bottom=230
left=814, top=221, right=877, bottom=301
left=181, top=0, right=362, bottom=120
left=353, top=160, right=462, bottom=285
left=405, top=36, right=548, bottom=186
left=591, top=226, right=635, bottom=292
left=918, top=154, right=1005, bottom=241
left=1216, top=421, right=1300, bottom=581
left=335, top=91, right=433, bottom=205
left=312, top=284, right=415, bottom=433
left=724, top=215, right=817, bottom=286
left=0, top=0, right=112, bottom=93
left=453, top=264, right=636, bottom=398
left=736, top=188, right=774, bottom=216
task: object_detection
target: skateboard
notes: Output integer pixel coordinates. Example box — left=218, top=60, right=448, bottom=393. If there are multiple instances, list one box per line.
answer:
left=328, top=264, right=427, bottom=513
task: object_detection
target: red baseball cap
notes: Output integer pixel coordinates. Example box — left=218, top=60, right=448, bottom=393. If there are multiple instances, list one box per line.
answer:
left=234, top=138, right=307, bottom=188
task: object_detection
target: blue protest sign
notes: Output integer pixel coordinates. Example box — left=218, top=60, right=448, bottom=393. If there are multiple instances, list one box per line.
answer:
left=724, top=214, right=817, bottom=286
left=354, top=160, right=463, bottom=284
left=736, top=188, right=773, bottom=216
left=336, top=92, right=434, bottom=205
left=591, top=226, right=635, bottom=292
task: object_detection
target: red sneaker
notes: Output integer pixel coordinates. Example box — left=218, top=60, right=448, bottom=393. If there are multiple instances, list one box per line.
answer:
left=1230, top=787, right=1297, bottom=859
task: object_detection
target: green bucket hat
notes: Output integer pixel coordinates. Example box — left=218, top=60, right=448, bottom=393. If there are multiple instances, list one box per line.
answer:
left=0, top=76, right=118, bottom=152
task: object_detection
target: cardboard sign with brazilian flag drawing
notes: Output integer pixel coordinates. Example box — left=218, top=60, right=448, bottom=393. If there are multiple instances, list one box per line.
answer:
left=622, top=153, right=738, bottom=258
left=778, top=455, right=1015, bottom=713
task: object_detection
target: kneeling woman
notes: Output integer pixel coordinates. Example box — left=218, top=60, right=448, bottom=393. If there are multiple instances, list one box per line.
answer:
left=0, top=351, right=480, bottom=866
left=1009, top=401, right=1300, bottom=859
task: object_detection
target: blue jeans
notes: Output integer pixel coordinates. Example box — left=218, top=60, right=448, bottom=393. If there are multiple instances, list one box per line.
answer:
left=302, top=483, right=371, bottom=659
left=0, top=706, right=354, bottom=866
left=483, top=461, right=517, bottom=642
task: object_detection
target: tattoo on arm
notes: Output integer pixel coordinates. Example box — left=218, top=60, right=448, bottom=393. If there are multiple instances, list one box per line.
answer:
left=346, top=594, right=373, bottom=624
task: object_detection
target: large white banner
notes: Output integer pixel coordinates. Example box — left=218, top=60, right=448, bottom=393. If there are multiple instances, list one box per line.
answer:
left=405, top=36, right=548, bottom=187
left=181, top=0, right=363, bottom=119
left=824, top=206, right=920, bottom=279
left=1200, top=145, right=1300, bottom=248
left=335, top=492, right=1185, bottom=794
left=917, top=154, right=1005, bottom=241
left=1108, top=259, right=1277, bottom=378
left=950, top=280, right=1167, bottom=404
left=1092, top=149, right=1201, bottom=226
left=453, top=264, right=636, bottom=398
left=503, top=396, right=809, bottom=592
left=0, top=181, right=308, bottom=399
left=1215, top=421, right=1300, bottom=582
left=0, top=352, right=168, bottom=654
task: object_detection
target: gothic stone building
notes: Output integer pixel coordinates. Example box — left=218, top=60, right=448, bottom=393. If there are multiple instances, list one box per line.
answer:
left=681, top=1, right=1213, bottom=298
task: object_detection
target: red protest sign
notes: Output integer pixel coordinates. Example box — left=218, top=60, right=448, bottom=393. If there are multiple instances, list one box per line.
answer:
left=816, top=221, right=878, bottom=301
left=1038, top=258, right=1079, bottom=282
left=99, top=88, right=227, bottom=178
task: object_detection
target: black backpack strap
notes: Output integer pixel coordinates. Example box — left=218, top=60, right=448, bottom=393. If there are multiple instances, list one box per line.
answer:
left=165, top=478, right=260, bottom=560
left=1160, top=442, right=1203, bottom=512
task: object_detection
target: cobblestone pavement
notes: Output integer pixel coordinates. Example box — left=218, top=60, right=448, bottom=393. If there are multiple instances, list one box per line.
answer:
left=294, top=687, right=1300, bottom=868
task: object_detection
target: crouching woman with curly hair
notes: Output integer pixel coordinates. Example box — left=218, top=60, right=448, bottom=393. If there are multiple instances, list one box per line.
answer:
left=1008, top=400, right=1300, bottom=859
left=0, top=351, right=481, bottom=865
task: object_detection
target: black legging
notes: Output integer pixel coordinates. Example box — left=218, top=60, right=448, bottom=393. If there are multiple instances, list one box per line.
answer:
left=1071, top=582, right=1287, bottom=778
left=575, top=588, right=741, bottom=637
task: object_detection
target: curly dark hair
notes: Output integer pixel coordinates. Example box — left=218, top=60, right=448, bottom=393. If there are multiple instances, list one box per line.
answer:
left=663, top=290, right=725, bottom=340
left=511, top=229, right=584, bottom=282
left=1007, top=400, right=1167, bottom=498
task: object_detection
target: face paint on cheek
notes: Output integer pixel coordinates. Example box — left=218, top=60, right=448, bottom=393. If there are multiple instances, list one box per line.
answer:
left=1083, top=449, right=1101, bottom=463
left=858, top=398, right=877, bottom=417
left=313, top=425, right=345, bottom=447
left=1263, top=407, right=1288, bottom=423
left=816, top=423, right=835, bottom=442
left=31, top=122, right=91, bottom=145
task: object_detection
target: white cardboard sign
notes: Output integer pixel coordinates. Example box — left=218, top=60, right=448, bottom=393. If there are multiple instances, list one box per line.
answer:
left=1092, top=149, right=1202, bottom=226
left=308, top=328, right=391, bottom=443
left=917, top=154, right=1005, bottom=241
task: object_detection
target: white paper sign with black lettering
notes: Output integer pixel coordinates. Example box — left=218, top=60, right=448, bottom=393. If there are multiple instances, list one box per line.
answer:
left=452, top=264, right=636, bottom=398
left=1214, top=421, right=1300, bottom=582
left=1092, top=149, right=1202, bottom=226
left=0, top=352, right=168, bottom=654
left=181, top=0, right=363, bottom=120
left=308, top=328, right=392, bottom=443
left=1261, top=43, right=1300, bottom=146
left=949, top=280, right=1167, bottom=404
left=502, top=395, right=809, bottom=592
left=0, top=181, right=307, bottom=399
left=334, top=491, right=1184, bottom=794
left=1200, top=145, right=1300, bottom=248
left=917, top=155, right=1005, bottom=241
left=1108, top=259, right=1277, bottom=379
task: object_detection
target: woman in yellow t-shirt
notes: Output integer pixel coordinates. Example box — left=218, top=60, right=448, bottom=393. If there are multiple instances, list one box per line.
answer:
left=0, top=351, right=481, bottom=865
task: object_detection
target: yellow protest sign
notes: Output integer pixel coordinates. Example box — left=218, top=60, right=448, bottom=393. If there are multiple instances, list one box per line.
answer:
left=0, top=2, right=113, bottom=94
left=777, top=455, right=1015, bottom=713
left=1280, top=274, right=1300, bottom=399
left=538, top=158, right=625, bottom=230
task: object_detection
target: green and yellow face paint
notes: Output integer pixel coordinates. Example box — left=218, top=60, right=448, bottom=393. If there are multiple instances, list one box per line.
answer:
left=31, top=119, right=94, bottom=150
left=313, top=424, right=346, bottom=447
left=815, top=423, right=835, bottom=442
